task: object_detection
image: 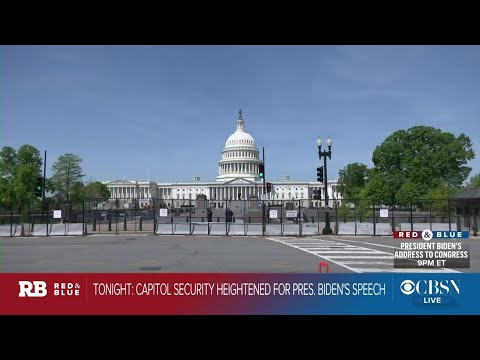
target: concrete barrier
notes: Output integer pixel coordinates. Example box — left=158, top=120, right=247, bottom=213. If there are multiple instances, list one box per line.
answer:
left=337, top=222, right=357, bottom=235
left=375, top=223, right=393, bottom=235
left=301, top=223, right=318, bottom=235
left=50, top=223, right=66, bottom=236
left=265, top=224, right=282, bottom=236
left=192, top=223, right=209, bottom=235
left=245, top=224, right=263, bottom=235
left=337, top=222, right=393, bottom=235
left=399, top=223, right=453, bottom=231
left=0, top=224, right=23, bottom=237
left=156, top=223, right=173, bottom=235
left=66, top=223, right=84, bottom=235
left=355, top=223, right=375, bottom=235
left=210, top=223, right=228, bottom=235
left=229, top=224, right=245, bottom=235
left=173, top=223, right=191, bottom=235
left=282, top=224, right=300, bottom=236
left=32, top=224, right=50, bottom=236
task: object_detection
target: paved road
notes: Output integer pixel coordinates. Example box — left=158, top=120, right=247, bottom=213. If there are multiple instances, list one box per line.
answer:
left=1, top=235, right=479, bottom=273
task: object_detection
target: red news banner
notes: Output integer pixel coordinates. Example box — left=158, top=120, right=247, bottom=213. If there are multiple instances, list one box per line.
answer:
left=0, top=273, right=286, bottom=315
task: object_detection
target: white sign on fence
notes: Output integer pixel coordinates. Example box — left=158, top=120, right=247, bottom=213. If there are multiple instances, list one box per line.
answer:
left=380, top=209, right=389, bottom=218
left=53, top=210, right=62, bottom=219
left=269, top=210, right=278, bottom=219
left=159, top=208, right=168, bottom=217
left=286, top=210, right=297, bottom=218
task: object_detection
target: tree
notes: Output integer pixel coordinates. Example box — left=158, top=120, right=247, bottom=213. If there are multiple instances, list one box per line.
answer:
left=84, top=181, right=111, bottom=201
left=13, top=145, right=43, bottom=206
left=370, top=126, right=475, bottom=202
left=466, top=173, right=480, bottom=188
left=395, top=179, right=424, bottom=206
left=424, top=181, right=462, bottom=218
left=51, top=153, right=84, bottom=203
left=69, top=182, right=85, bottom=207
left=0, top=146, right=17, bottom=207
left=361, top=170, right=398, bottom=205
left=0, top=145, right=42, bottom=208
left=338, top=162, right=369, bottom=201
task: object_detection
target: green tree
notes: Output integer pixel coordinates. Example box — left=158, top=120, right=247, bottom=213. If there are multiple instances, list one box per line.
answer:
left=84, top=181, right=111, bottom=201
left=370, top=126, right=475, bottom=201
left=69, top=182, right=85, bottom=207
left=0, top=146, right=18, bottom=206
left=424, top=181, right=462, bottom=218
left=51, top=153, right=84, bottom=202
left=13, top=145, right=43, bottom=206
left=396, top=179, right=424, bottom=206
left=0, top=145, right=42, bottom=208
left=361, top=170, right=398, bottom=205
left=338, top=162, right=369, bottom=202
left=466, top=173, right=480, bottom=188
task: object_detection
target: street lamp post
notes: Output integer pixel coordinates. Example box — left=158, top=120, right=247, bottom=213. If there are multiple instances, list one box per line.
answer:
left=317, top=136, right=333, bottom=235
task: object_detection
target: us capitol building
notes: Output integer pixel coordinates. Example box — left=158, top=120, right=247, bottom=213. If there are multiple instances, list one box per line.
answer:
left=103, top=111, right=342, bottom=210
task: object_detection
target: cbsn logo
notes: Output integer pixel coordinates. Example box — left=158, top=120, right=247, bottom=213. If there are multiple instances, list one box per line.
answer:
left=400, top=279, right=460, bottom=304
left=18, top=281, right=81, bottom=297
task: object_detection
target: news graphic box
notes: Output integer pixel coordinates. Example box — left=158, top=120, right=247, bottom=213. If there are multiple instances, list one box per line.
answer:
left=3, top=273, right=478, bottom=315
left=393, top=230, right=470, bottom=268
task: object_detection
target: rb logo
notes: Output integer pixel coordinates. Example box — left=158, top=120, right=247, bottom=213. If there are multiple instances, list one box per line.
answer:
left=18, top=281, right=48, bottom=297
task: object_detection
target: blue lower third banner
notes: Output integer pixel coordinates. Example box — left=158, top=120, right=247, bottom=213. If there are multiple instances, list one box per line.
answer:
left=1, top=273, right=479, bottom=315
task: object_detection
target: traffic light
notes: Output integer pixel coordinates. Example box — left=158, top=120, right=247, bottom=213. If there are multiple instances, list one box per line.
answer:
left=266, top=182, right=272, bottom=193
left=258, top=162, right=265, bottom=178
left=317, top=166, right=324, bottom=183
left=313, top=189, right=321, bottom=200
left=35, top=176, right=43, bottom=197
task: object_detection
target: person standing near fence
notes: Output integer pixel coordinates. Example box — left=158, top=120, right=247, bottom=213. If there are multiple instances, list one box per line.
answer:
left=226, top=208, right=233, bottom=222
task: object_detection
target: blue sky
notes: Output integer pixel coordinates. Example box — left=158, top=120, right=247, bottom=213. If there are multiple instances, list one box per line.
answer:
left=1, top=45, right=479, bottom=184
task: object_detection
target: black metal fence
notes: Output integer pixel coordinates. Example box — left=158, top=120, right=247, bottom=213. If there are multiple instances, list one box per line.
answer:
left=0, top=197, right=478, bottom=237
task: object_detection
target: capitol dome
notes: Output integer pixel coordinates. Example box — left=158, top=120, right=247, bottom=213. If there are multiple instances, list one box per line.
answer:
left=225, top=126, right=257, bottom=149
left=216, top=110, right=263, bottom=181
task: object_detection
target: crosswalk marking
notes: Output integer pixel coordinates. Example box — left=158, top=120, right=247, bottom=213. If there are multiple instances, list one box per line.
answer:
left=266, top=236, right=460, bottom=273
